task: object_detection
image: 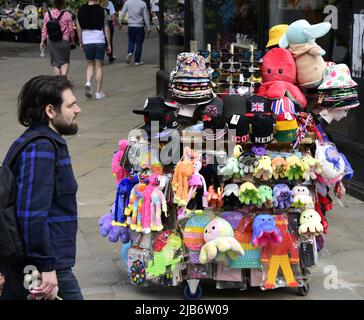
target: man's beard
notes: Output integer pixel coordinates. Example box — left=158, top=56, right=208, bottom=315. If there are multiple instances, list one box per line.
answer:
left=51, top=114, right=78, bottom=136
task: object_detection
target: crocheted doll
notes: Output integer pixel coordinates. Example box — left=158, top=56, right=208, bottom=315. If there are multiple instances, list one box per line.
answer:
left=261, top=214, right=299, bottom=289
left=172, top=147, right=197, bottom=206
left=111, top=139, right=129, bottom=186
left=150, top=177, right=168, bottom=232
left=141, top=174, right=160, bottom=234
left=257, top=48, right=307, bottom=109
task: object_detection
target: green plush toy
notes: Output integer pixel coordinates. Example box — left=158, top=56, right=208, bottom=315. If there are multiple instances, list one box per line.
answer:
left=257, top=185, right=273, bottom=208
left=239, top=182, right=261, bottom=206
left=285, top=155, right=304, bottom=181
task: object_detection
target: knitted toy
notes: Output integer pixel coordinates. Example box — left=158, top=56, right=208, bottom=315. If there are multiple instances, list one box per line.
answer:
left=273, top=184, right=294, bottom=209
left=207, top=185, right=223, bottom=209
left=261, top=214, right=299, bottom=289
left=257, top=185, right=273, bottom=208
left=111, top=139, right=129, bottom=185
left=141, top=174, right=160, bottom=234
left=238, top=151, right=259, bottom=176
left=251, top=214, right=283, bottom=247
left=301, top=154, right=322, bottom=181
left=257, top=48, right=307, bottom=109
left=230, top=215, right=262, bottom=269
left=183, top=211, right=215, bottom=264
left=218, top=157, right=240, bottom=180
left=285, top=154, right=304, bottom=180
left=126, top=174, right=149, bottom=232
left=114, top=176, right=139, bottom=226
left=254, top=156, right=273, bottom=181
left=146, top=230, right=182, bottom=278
left=271, top=156, right=288, bottom=180
left=199, top=217, right=244, bottom=264
left=279, top=19, right=331, bottom=88
left=150, top=178, right=168, bottom=232
left=172, top=147, right=197, bottom=206
left=298, top=209, right=324, bottom=237
left=292, top=185, right=314, bottom=209
left=239, top=182, right=261, bottom=206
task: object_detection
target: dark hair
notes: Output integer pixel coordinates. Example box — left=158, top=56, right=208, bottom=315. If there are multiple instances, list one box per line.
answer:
left=17, top=75, right=73, bottom=127
left=53, top=0, right=65, bottom=10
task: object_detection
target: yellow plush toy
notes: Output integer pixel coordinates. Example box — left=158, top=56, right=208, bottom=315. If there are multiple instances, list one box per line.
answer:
left=254, top=156, right=273, bottom=181
left=301, top=155, right=322, bottom=181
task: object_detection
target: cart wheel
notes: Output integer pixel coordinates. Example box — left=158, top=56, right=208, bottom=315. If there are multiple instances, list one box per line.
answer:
left=183, top=284, right=202, bottom=300
left=297, top=282, right=310, bottom=297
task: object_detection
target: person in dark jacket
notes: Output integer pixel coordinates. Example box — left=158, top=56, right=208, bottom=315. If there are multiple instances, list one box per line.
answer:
left=0, top=75, right=82, bottom=300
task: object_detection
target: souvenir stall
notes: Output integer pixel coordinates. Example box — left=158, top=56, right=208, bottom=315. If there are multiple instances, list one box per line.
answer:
left=99, top=19, right=358, bottom=300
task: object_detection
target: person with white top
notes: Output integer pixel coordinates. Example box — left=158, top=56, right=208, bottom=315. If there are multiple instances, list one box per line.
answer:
left=76, top=0, right=111, bottom=99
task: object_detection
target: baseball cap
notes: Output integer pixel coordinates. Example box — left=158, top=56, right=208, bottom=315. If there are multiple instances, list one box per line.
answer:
left=139, top=108, right=181, bottom=134
left=251, top=114, right=274, bottom=144
left=133, top=96, right=179, bottom=115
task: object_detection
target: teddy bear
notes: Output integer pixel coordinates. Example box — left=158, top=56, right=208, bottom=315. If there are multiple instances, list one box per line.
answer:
left=257, top=48, right=307, bottom=109
left=279, top=19, right=331, bottom=88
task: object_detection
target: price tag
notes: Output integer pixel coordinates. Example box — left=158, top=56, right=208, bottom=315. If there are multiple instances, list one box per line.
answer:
left=230, top=114, right=241, bottom=125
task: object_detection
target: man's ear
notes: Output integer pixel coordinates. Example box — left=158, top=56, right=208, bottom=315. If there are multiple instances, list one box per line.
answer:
left=45, top=104, right=57, bottom=120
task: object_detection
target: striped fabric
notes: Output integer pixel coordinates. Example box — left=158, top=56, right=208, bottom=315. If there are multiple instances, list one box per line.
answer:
left=3, top=125, right=78, bottom=272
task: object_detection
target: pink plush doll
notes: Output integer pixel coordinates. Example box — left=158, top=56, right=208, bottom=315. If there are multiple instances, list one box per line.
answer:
left=141, top=173, right=159, bottom=234
left=150, top=179, right=168, bottom=232
left=111, top=139, right=129, bottom=186
left=257, top=48, right=307, bottom=109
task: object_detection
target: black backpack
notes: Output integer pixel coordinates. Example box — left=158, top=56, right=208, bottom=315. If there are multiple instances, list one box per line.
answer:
left=0, top=134, right=58, bottom=264
left=46, top=10, right=66, bottom=41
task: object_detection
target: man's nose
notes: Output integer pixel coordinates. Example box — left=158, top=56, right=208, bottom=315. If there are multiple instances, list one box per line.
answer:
left=74, top=104, right=82, bottom=113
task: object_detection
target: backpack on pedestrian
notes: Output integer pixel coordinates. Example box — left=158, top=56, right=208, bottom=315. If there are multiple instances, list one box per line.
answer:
left=0, top=135, right=57, bottom=264
left=46, top=10, right=66, bottom=42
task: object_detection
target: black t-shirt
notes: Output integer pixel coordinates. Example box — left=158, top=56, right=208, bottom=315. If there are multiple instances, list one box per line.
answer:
left=77, top=3, right=105, bottom=30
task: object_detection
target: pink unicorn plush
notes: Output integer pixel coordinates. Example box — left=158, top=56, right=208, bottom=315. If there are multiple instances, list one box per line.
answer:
left=111, top=139, right=129, bottom=185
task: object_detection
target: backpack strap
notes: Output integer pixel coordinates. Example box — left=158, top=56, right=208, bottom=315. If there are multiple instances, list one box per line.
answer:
left=56, top=10, right=66, bottom=21
left=48, top=9, right=53, bottom=20
left=6, top=134, right=60, bottom=195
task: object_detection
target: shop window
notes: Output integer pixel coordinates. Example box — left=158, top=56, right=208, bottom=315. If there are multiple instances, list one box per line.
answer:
left=163, top=0, right=185, bottom=73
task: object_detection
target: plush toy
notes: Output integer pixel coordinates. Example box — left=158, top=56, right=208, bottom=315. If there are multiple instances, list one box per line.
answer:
left=142, top=174, right=160, bottom=234
left=172, top=147, right=197, bottom=206
left=292, top=185, right=314, bottom=209
left=239, top=182, right=261, bottom=206
left=257, top=48, right=307, bottom=109
left=111, top=139, right=129, bottom=185
left=199, top=217, right=244, bottom=264
left=218, top=157, right=240, bottom=180
left=222, top=183, right=241, bottom=209
left=109, top=222, right=130, bottom=243
left=238, top=151, right=259, bottom=176
left=261, top=214, right=299, bottom=289
left=254, top=156, right=273, bottom=181
left=251, top=214, right=283, bottom=247
left=257, top=185, right=273, bottom=208
left=150, top=179, right=168, bottom=232
left=24, top=270, right=61, bottom=300
left=207, top=185, right=224, bottom=209
left=301, top=154, right=322, bottom=181
left=146, top=230, right=182, bottom=278
left=279, top=19, right=331, bottom=88
left=99, top=211, right=113, bottom=237
left=273, top=184, right=294, bottom=209
left=298, top=209, right=324, bottom=237
left=271, top=156, right=288, bottom=180
left=99, top=205, right=130, bottom=243
left=285, top=154, right=304, bottom=180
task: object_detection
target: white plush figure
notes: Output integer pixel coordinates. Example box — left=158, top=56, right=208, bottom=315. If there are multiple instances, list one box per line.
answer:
left=299, top=209, right=324, bottom=237
left=292, top=185, right=314, bottom=209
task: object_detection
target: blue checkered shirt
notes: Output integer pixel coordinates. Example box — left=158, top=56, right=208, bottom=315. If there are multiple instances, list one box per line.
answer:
left=3, top=125, right=78, bottom=272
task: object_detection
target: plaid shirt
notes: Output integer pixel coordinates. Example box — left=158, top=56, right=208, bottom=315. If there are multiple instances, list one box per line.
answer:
left=4, top=125, right=78, bottom=272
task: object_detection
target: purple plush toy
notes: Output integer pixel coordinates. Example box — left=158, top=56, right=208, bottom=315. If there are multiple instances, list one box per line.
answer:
left=99, top=204, right=130, bottom=243
left=98, top=213, right=113, bottom=237
left=273, top=184, right=294, bottom=209
left=251, top=214, right=283, bottom=247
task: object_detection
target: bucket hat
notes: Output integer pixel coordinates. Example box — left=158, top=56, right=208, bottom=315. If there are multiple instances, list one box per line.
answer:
left=266, top=24, right=289, bottom=48
left=318, top=63, right=358, bottom=90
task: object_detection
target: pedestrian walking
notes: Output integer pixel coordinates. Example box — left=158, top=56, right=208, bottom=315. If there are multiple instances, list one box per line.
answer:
left=76, top=0, right=111, bottom=100
left=0, top=75, right=83, bottom=300
left=100, top=0, right=119, bottom=63
left=119, top=0, right=151, bottom=66
left=40, top=0, right=75, bottom=77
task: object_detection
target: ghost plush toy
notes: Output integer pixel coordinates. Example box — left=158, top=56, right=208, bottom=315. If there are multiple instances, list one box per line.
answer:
left=199, top=217, right=244, bottom=264
left=292, top=185, right=314, bottom=209
left=299, top=209, right=324, bottom=237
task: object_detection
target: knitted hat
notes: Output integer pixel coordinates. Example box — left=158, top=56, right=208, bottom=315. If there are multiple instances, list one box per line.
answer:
left=222, top=95, right=247, bottom=120
left=251, top=114, right=274, bottom=144
left=228, top=114, right=250, bottom=144
left=266, top=24, right=289, bottom=48
left=229, top=216, right=261, bottom=269
left=271, top=96, right=297, bottom=121
left=202, top=105, right=228, bottom=141
left=275, top=119, right=298, bottom=142
left=246, top=95, right=271, bottom=115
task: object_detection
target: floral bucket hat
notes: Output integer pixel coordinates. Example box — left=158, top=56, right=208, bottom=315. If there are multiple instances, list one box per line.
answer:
left=318, top=63, right=358, bottom=90
left=171, top=52, right=210, bottom=79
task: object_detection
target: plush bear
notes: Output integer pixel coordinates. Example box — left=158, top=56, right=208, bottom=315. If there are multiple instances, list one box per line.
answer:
left=279, top=19, right=331, bottom=88
left=257, top=48, right=307, bottom=109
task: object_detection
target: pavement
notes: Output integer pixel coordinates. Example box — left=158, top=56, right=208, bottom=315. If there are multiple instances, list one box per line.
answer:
left=0, top=28, right=364, bottom=300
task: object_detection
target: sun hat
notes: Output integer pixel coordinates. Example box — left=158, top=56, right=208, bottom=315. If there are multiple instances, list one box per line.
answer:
left=318, top=63, right=358, bottom=90
left=266, top=24, right=289, bottom=48
left=172, top=52, right=210, bottom=79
